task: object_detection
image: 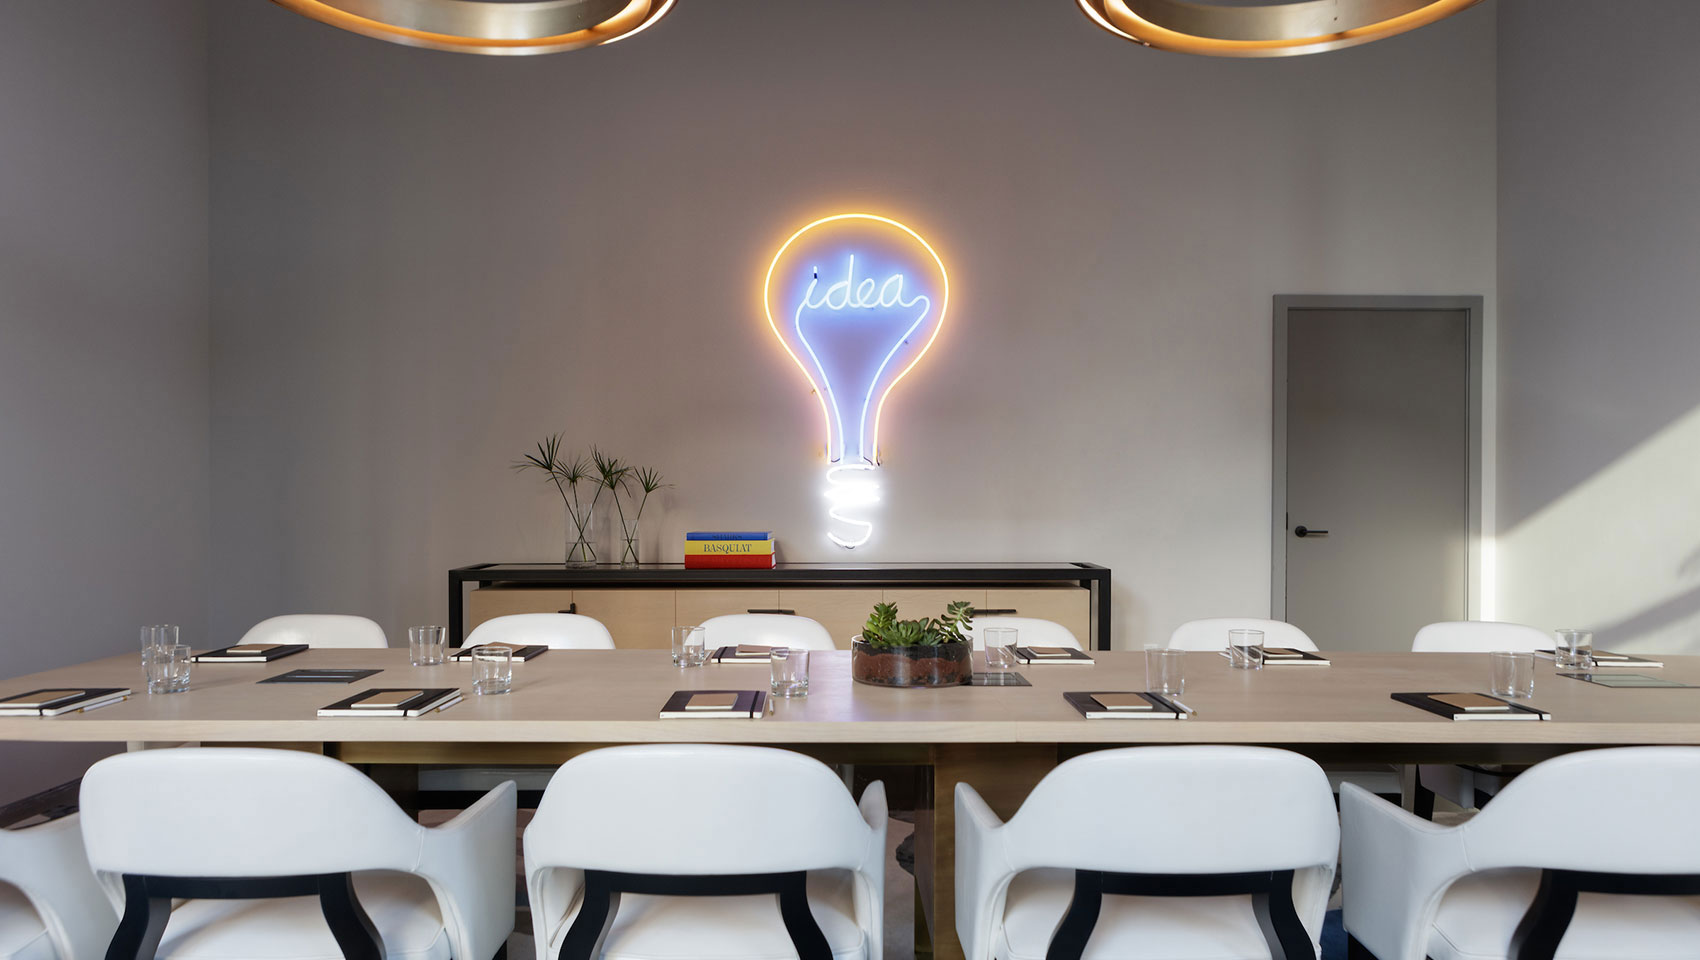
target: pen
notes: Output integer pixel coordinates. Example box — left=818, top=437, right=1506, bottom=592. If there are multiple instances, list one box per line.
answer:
left=1166, top=696, right=1197, bottom=716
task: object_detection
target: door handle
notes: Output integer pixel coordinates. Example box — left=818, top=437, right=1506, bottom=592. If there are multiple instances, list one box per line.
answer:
left=557, top=603, right=577, bottom=614
left=1293, top=526, right=1329, bottom=538
left=747, top=609, right=796, bottom=616
left=976, top=609, right=1019, bottom=616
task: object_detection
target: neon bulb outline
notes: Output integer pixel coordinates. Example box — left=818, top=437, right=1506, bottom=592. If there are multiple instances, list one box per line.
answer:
left=790, top=254, right=933, bottom=463
left=762, top=213, right=951, bottom=465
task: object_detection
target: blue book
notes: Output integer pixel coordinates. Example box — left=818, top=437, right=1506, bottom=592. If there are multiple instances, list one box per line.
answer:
left=686, top=531, right=773, bottom=541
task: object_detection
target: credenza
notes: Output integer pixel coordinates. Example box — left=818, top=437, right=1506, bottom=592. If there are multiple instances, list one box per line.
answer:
left=448, top=561, right=1112, bottom=649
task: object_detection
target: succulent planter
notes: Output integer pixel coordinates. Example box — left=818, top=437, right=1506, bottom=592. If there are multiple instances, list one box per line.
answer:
left=850, top=638, right=973, bottom=688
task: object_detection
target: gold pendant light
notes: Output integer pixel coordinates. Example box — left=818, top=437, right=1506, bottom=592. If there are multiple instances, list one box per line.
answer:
left=1077, top=0, right=1483, bottom=57
left=267, top=0, right=677, bottom=55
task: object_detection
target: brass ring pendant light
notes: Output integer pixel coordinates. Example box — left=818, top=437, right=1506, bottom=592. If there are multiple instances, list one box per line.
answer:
left=1077, top=0, right=1484, bottom=57
left=267, top=0, right=676, bottom=55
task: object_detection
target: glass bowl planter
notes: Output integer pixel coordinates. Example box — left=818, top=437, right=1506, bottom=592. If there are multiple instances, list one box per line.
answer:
left=850, top=637, right=972, bottom=688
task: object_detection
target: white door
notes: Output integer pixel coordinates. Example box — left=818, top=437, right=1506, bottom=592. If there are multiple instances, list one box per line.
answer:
left=1276, top=302, right=1476, bottom=651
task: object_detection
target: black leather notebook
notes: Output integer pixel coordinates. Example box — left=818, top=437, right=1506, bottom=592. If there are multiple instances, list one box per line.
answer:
left=1015, top=646, right=1094, bottom=665
left=193, top=644, right=309, bottom=664
left=1392, top=692, right=1551, bottom=721
left=449, top=645, right=547, bottom=662
left=317, top=688, right=461, bottom=717
left=260, top=668, right=382, bottom=685
left=658, top=689, right=766, bottom=719
left=0, top=687, right=131, bottom=717
left=1063, top=691, right=1187, bottom=720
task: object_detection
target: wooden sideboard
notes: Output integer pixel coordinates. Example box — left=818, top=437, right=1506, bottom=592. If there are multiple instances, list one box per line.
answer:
left=449, top=562, right=1111, bottom=649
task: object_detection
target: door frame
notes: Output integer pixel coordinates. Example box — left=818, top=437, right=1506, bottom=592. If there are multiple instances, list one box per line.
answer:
left=1271, top=294, right=1484, bottom=622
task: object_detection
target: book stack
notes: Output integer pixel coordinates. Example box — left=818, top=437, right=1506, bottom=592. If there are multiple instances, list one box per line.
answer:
left=684, top=531, right=776, bottom=569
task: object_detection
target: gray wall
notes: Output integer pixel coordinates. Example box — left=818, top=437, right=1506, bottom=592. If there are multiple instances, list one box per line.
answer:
left=1496, top=0, right=1700, bottom=651
left=208, top=0, right=1498, bottom=648
left=0, top=1, right=209, bottom=795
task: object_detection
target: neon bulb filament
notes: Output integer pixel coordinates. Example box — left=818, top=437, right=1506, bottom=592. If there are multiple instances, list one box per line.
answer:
left=823, top=462, right=880, bottom=549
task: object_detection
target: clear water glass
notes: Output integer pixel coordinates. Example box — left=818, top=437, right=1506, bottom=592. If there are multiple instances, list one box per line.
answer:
left=473, top=645, right=513, bottom=695
left=1228, top=628, right=1265, bottom=670
left=1145, top=645, right=1185, bottom=695
left=140, top=625, right=177, bottom=669
left=770, top=647, right=809, bottom=698
left=671, top=625, right=707, bottom=667
left=1490, top=650, right=1535, bottom=698
left=1554, top=629, right=1594, bottom=670
left=409, top=625, right=447, bottom=666
left=984, top=626, right=1018, bottom=675
left=147, top=643, right=191, bottom=694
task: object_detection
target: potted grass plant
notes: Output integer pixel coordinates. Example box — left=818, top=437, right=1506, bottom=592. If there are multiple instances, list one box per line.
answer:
left=850, top=601, right=975, bottom=687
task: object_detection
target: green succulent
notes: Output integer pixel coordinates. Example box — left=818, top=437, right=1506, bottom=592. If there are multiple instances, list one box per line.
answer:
left=859, top=601, right=975, bottom=647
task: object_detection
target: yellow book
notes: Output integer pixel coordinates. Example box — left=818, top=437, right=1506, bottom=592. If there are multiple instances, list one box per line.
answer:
left=683, top=540, right=776, bottom=556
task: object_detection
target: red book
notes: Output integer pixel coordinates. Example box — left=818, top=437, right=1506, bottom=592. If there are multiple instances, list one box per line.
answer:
left=684, top=554, right=777, bottom=569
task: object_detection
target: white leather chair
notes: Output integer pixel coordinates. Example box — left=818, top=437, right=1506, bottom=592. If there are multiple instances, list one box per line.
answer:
left=80, top=748, right=515, bottom=960
left=524, top=744, right=886, bottom=960
left=699, top=614, right=836, bottom=650
left=1412, top=621, right=1547, bottom=653
left=964, top=617, right=1081, bottom=651
left=956, top=746, right=1339, bottom=960
left=1342, top=747, right=1700, bottom=960
left=465, top=613, right=614, bottom=650
left=0, top=813, right=116, bottom=960
left=239, top=614, right=388, bottom=649
left=1411, top=620, right=1549, bottom=817
left=1167, top=617, right=1319, bottom=651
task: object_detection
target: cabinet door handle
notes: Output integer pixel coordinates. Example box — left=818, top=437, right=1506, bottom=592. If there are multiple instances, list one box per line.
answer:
left=747, top=608, right=797, bottom=616
left=557, top=603, right=577, bottom=614
left=977, top=608, right=1019, bottom=616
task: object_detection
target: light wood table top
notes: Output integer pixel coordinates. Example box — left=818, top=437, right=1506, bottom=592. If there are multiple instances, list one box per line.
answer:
left=3, top=649, right=1699, bottom=746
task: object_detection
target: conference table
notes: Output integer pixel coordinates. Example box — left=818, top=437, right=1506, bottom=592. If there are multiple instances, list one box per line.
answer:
left=5, top=648, right=1700, bottom=960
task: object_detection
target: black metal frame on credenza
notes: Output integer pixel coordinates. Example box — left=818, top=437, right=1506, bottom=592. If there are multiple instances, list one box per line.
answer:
left=447, top=562, right=1113, bottom=649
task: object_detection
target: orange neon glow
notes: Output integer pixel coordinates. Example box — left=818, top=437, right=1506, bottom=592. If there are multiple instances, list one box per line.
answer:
left=762, top=212, right=950, bottom=465
left=1079, top=0, right=1481, bottom=57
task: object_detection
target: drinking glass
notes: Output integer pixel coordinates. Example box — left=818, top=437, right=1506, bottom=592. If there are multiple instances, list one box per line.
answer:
left=140, top=625, right=177, bottom=669
left=1228, top=629, right=1265, bottom=670
left=473, top=645, right=513, bottom=695
left=147, top=644, right=191, bottom=694
left=1554, top=629, right=1594, bottom=670
left=770, top=647, right=809, bottom=698
left=1490, top=650, right=1535, bottom=698
left=1145, top=645, right=1185, bottom=695
left=671, top=625, right=707, bottom=667
left=409, top=625, right=447, bottom=666
left=983, top=627, right=1018, bottom=676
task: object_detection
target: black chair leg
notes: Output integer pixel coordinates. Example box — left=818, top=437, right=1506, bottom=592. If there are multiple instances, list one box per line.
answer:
left=317, top=873, right=385, bottom=960
left=557, top=873, right=621, bottom=960
left=775, top=877, right=833, bottom=960
left=1413, top=782, right=1437, bottom=821
left=1251, top=870, right=1313, bottom=960
left=1346, top=933, right=1376, bottom=960
left=1509, top=871, right=1579, bottom=960
left=107, top=876, right=171, bottom=960
left=1045, top=870, right=1104, bottom=960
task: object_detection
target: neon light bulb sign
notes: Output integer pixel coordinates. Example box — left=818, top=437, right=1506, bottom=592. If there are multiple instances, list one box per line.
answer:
left=763, top=213, right=950, bottom=548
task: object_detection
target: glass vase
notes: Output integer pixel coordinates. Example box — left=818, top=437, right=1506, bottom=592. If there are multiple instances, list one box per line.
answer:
left=620, top=534, right=640, bottom=567
left=564, top=503, right=596, bottom=568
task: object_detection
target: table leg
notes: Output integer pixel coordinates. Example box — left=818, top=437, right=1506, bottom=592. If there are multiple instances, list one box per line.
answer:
left=916, top=744, right=1056, bottom=960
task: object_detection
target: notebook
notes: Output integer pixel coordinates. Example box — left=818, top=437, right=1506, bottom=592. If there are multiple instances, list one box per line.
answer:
left=259, top=668, right=382, bottom=685
left=1392, top=692, right=1551, bottom=721
left=448, top=645, right=548, bottom=662
left=1535, top=649, right=1664, bottom=668
left=317, top=688, right=462, bottom=718
left=0, top=688, right=132, bottom=717
left=710, top=645, right=778, bottom=663
left=1063, top=691, right=1189, bottom=720
left=1558, top=673, right=1695, bottom=689
left=1218, top=647, right=1331, bottom=666
left=192, top=643, right=309, bottom=664
left=658, top=689, right=765, bottom=719
left=1014, top=646, right=1095, bottom=665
